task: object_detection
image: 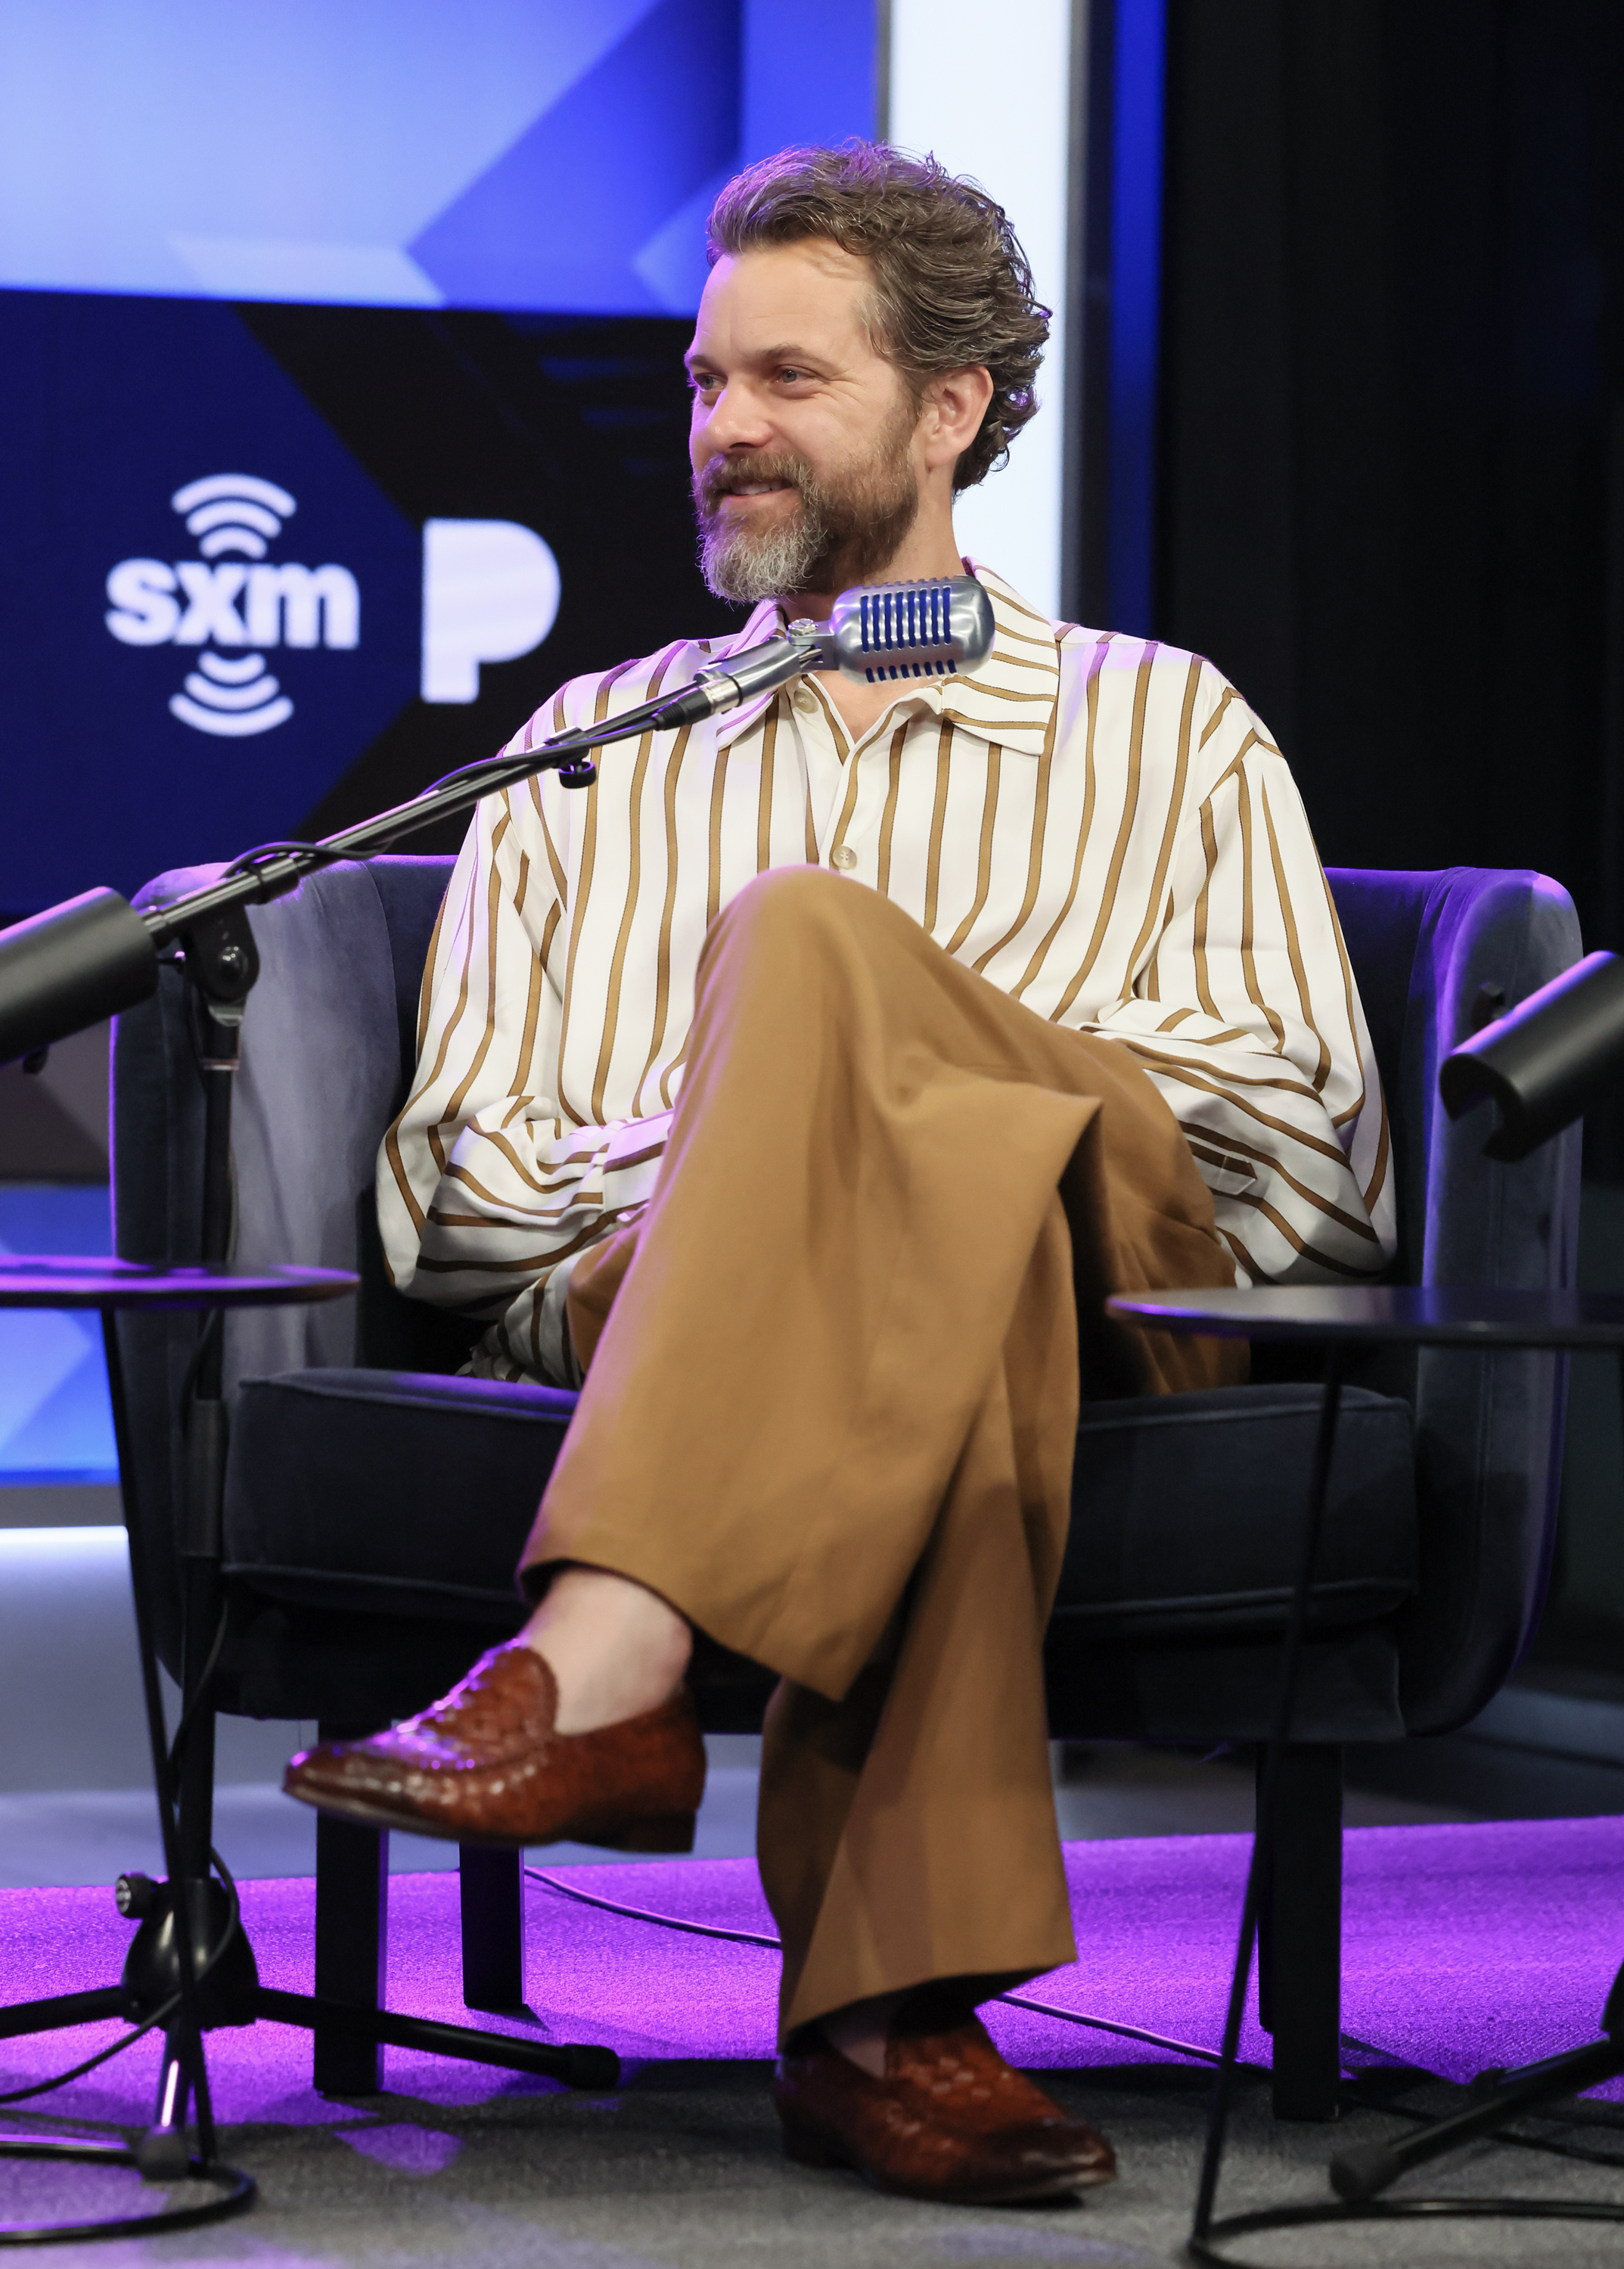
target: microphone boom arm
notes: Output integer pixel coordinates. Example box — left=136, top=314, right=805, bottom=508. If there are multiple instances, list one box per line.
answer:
left=0, top=569, right=995, bottom=1063
left=0, top=680, right=713, bottom=1065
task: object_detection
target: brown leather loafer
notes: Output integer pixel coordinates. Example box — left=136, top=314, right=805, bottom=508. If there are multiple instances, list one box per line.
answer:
left=282, top=1639, right=705, bottom=1851
left=775, top=2013, right=1116, bottom=2205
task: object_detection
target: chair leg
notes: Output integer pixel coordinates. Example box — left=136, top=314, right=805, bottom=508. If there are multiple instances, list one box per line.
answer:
left=313, top=1811, right=389, bottom=2096
left=459, top=1847, right=527, bottom=2013
left=1255, top=1742, right=1343, bottom=2121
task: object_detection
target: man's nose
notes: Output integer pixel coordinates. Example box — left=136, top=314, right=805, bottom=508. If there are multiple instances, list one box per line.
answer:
left=694, top=383, right=773, bottom=457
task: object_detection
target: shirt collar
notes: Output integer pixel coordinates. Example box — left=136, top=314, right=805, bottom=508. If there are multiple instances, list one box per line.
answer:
left=710, top=561, right=1060, bottom=756
left=936, top=562, right=1061, bottom=758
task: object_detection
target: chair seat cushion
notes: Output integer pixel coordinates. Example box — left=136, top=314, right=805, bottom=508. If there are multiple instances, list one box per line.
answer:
left=225, top=1369, right=576, bottom=1622
left=1058, top=1381, right=1418, bottom=1640
left=226, top=1368, right=1418, bottom=1647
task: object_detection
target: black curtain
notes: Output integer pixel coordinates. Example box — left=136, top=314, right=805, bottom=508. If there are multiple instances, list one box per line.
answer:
left=1158, top=0, right=1624, bottom=994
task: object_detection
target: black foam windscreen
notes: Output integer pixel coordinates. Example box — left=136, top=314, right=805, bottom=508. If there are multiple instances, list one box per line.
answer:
left=1439, top=950, right=1624, bottom=1160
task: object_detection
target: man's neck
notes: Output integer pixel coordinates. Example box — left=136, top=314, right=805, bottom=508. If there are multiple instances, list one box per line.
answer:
left=784, top=524, right=969, bottom=746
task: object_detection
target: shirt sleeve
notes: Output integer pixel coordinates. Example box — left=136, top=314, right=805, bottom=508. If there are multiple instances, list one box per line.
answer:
left=375, top=780, right=670, bottom=1384
left=1089, top=678, right=1396, bottom=1287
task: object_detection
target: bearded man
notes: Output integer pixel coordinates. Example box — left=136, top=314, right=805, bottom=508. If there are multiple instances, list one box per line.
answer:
left=286, top=143, right=1394, bottom=2205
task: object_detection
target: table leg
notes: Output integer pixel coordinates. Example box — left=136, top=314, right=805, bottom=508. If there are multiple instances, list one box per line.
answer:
left=1191, top=1348, right=1346, bottom=2243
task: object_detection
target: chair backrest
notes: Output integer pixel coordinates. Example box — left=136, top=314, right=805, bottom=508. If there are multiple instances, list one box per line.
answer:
left=1325, top=867, right=1582, bottom=1730
left=111, top=856, right=463, bottom=1668
left=113, top=855, right=1580, bottom=1721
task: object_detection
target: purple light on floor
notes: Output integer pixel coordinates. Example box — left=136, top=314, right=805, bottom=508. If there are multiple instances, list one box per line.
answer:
left=0, top=1815, right=1619, bottom=2131
left=335, top=2123, right=463, bottom=2174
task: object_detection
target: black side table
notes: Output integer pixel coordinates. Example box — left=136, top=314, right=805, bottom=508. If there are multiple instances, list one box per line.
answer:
left=1106, top=1284, right=1624, bottom=2264
left=0, top=1257, right=354, bottom=2246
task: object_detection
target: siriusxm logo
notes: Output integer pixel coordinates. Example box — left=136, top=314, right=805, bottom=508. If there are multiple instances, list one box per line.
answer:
left=105, top=473, right=561, bottom=736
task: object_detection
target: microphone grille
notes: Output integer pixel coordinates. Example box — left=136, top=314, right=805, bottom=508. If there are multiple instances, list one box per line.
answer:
left=853, top=579, right=958, bottom=681
left=831, top=574, right=993, bottom=684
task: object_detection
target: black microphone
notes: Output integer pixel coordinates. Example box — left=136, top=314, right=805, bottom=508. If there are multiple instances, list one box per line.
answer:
left=1439, top=950, right=1624, bottom=1160
left=649, top=573, right=996, bottom=730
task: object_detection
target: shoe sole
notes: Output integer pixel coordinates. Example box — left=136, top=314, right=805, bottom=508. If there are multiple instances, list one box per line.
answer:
left=283, top=1781, right=696, bottom=1854
left=781, top=2118, right=1116, bottom=2203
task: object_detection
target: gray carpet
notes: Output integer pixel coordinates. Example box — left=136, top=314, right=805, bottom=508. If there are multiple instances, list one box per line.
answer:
left=6, top=2059, right=1623, bottom=2267
left=2, top=1529, right=1613, bottom=2264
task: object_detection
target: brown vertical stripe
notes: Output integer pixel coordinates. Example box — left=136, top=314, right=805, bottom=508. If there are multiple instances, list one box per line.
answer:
left=537, top=899, right=562, bottom=976
left=875, top=720, right=908, bottom=896
left=1189, top=793, right=1225, bottom=1021
left=528, top=778, right=570, bottom=907
left=1144, top=894, right=1176, bottom=1003
left=657, top=1033, right=689, bottom=1111
left=1011, top=635, right=1108, bottom=999
left=922, top=715, right=955, bottom=933
left=415, top=888, right=449, bottom=1057
left=706, top=746, right=731, bottom=925
left=632, top=724, right=694, bottom=1116
left=1259, top=779, right=1331, bottom=1089
left=552, top=657, right=641, bottom=1125
left=388, top=841, right=484, bottom=1225
left=443, top=844, right=508, bottom=1121
left=1199, top=684, right=1237, bottom=748
left=589, top=653, right=676, bottom=1121
left=827, top=738, right=863, bottom=864
left=1234, top=770, right=1287, bottom=1050
left=1114, top=654, right=1202, bottom=1001
left=509, top=949, right=543, bottom=1094
left=589, top=732, right=652, bottom=1121
left=972, top=676, right=1060, bottom=973
left=806, top=676, right=851, bottom=760
left=1324, top=874, right=1368, bottom=1130
left=944, top=742, right=1001, bottom=954
left=756, top=697, right=779, bottom=871
left=1048, top=644, right=1158, bottom=1020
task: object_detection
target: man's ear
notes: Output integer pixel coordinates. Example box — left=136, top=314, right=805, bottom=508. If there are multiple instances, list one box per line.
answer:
left=919, top=367, right=995, bottom=473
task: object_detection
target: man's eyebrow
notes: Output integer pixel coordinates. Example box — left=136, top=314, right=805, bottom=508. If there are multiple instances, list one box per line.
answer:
left=682, top=343, right=828, bottom=373
left=750, top=343, right=829, bottom=369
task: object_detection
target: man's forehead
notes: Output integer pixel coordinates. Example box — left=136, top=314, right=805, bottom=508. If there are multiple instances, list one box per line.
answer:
left=688, top=241, right=875, bottom=359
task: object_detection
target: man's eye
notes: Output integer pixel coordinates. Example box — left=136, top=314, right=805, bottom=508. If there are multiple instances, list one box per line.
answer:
left=778, top=368, right=807, bottom=385
left=688, top=372, right=719, bottom=394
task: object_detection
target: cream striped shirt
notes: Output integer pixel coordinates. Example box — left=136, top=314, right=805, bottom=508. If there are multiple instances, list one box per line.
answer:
left=379, top=563, right=1396, bottom=1383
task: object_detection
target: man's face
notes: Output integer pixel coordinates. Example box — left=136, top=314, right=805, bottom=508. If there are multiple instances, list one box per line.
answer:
left=686, top=240, right=922, bottom=604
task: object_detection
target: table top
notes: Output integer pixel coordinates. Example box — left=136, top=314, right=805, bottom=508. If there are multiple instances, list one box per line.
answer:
left=0, top=1258, right=358, bottom=1311
left=1106, top=1283, right=1624, bottom=1348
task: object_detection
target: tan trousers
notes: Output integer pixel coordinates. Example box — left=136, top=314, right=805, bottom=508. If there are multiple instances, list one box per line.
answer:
left=521, top=868, right=1241, bottom=2041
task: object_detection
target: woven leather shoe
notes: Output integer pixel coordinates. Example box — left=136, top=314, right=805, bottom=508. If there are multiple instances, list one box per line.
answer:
left=775, top=2013, right=1116, bottom=2204
left=282, top=1639, right=705, bottom=1851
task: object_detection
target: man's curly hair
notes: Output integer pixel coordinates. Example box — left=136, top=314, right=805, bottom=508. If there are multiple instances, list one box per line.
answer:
left=706, top=141, right=1049, bottom=492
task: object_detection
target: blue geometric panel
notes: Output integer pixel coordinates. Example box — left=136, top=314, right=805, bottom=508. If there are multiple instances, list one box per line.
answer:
left=0, top=1187, right=116, bottom=1484
left=0, top=0, right=877, bottom=315
left=0, top=293, right=421, bottom=908
left=411, top=0, right=741, bottom=317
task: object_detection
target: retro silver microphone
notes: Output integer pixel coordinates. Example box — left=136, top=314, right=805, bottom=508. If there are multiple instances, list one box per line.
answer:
left=649, top=573, right=995, bottom=729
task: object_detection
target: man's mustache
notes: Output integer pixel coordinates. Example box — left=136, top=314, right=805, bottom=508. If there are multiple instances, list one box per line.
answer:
left=693, top=453, right=813, bottom=515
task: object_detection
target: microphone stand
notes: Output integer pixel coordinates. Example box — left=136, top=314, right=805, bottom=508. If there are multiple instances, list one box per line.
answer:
left=0, top=645, right=819, bottom=2177
left=0, top=573, right=990, bottom=2164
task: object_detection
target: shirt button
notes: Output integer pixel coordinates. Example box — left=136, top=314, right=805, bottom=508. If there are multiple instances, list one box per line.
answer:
left=831, top=846, right=858, bottom=871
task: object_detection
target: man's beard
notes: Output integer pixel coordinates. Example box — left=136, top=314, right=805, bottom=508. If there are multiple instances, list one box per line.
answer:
left=692, top=410, right=921, bottom=606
